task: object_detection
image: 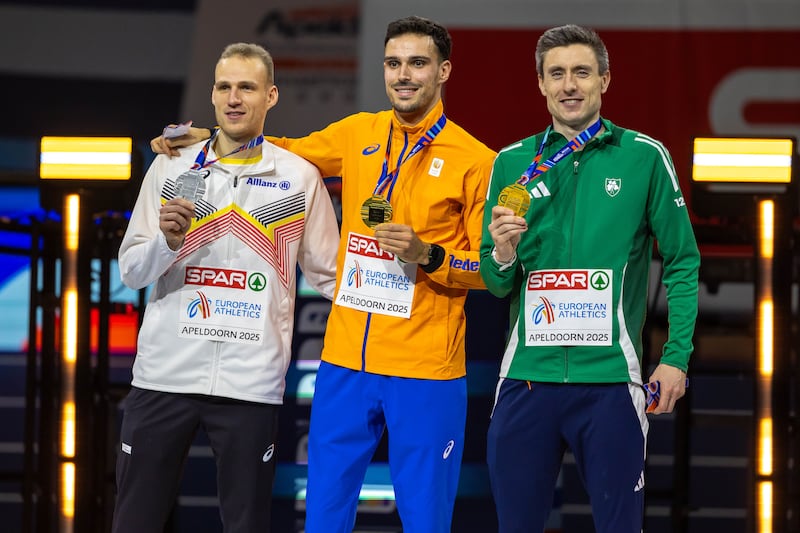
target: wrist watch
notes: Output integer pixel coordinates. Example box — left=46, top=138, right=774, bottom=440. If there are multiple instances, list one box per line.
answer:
left=420, top=244, right=445, bottom=273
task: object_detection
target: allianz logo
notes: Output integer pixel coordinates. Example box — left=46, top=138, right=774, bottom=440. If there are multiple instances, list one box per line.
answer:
left=245, top=177, right=291, bottom=190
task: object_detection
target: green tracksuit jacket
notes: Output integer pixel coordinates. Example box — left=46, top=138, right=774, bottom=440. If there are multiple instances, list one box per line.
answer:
left=479, top=119, right=700, bottom=384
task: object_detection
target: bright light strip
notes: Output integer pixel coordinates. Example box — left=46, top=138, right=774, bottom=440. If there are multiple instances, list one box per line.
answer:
left=357, top=486, right=397, bottom=501
left=692, top=138, right=793, bottom=183
left=694, top=154, right=792, bottom=168
left=759, top=300, right=774, bottom=376
left=755, top=196, right=775, bottom=533
left=759, top=481, right=773, bottom=533
left=41, top=152, right=131, bottom=165
left=62, top=402, right=76, bottom=458
left=60, top=194, right=78, bottom=531
left=295, top=484, right=396, bottom=502
left=40, top=136, right=132, bottom=180
left=758, top=417, right=773, bottom=476
left=65, top=195, right=80, bottom=251
left=63, top=291, right=77, bottom=363
left=63, top=195, right=79, bottom=366
left=760, top=201, right=774, bottom=259
left=61, top=462, right=75, bottom=519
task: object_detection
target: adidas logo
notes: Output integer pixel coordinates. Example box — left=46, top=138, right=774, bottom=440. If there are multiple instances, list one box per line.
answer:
left=530, top=181, right=551, bottom=199
left=634, top=470, right=645, bottom=492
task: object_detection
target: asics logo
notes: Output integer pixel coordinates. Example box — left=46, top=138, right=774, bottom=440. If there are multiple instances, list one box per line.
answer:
left=262, top=443, right=275, bottom=463
left=362, top=143, right=381, bottom=155
left=442, top=440, right=455, bottom=459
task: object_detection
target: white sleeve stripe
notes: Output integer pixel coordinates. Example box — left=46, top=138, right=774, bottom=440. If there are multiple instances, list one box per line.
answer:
left=634, top=134, right=680, bottom=192
left=498, top=141, right=523, bottom=154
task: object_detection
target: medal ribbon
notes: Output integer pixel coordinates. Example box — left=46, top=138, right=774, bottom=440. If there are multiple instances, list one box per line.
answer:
left=191, top=128, right=265, bottom=170
left=517, top=117, right=603, bottom=186
left=373, top=114, right=447, bottom=199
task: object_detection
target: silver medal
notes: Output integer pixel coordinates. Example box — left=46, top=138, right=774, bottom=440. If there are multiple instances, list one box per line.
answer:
left=175, top=169, right=208, bottom=202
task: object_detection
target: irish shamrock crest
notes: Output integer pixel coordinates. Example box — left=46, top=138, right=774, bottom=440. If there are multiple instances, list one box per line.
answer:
left=605, top=178, right=621, bottom=197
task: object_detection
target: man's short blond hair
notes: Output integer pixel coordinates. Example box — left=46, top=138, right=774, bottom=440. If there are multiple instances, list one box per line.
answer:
left=219, top=43, right=274, bottom=84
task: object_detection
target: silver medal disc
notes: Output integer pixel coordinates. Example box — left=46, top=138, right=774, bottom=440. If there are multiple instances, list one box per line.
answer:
left=175, top=169, right=208, bottom=202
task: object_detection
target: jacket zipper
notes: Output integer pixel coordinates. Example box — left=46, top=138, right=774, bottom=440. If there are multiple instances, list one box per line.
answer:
left=362, top=129, right=411, bottom=370
left=211, top=171, right=243, bottom=394
left=564, top=150, right=586, bottom=382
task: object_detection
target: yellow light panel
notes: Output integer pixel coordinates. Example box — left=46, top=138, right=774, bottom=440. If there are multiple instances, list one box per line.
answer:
left=760, top=201, right=774, bottom=259
left=759, top=300, right=773, bottom=376
left=61, top=462, right=75, bottom=519
left=758, top=481, right=773, bottom=533
left=40, top=136, right=132, bottom=180
left=65, top=194, right=80, bottom=251
left=61, top=401, right=76, bottom=458
left=692, top=138, right=793, bottom=183
left=758, top=417, right=773, bottom=475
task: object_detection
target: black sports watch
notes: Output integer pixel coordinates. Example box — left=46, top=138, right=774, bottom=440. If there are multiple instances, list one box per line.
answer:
left=420, top=244, right=445, bottom=273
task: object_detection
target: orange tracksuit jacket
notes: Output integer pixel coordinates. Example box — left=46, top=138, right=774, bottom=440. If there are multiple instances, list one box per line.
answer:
left=271, top=100, right=496, bottom=379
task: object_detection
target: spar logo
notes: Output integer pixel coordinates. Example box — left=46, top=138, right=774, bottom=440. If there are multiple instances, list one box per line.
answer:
left=184, top=266, right=266, bottom=292
left=528, top=270, right=590, bottom=290
left=187, top=290, right=212, bottom=319
left=185, top=266, right=246, bottom=289
left=347, top=234, right=394, bottom=260
left=532, top=296, right=556, bottom=325
left=347, top=260, right=363, bottom=288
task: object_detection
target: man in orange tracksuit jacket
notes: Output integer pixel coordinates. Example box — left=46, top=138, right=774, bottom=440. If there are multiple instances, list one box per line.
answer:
left=152, top=17, right=495, bottom=533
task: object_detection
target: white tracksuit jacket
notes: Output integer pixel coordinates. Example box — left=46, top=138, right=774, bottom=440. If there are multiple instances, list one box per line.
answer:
left=118, top=139, right=339, bottom=404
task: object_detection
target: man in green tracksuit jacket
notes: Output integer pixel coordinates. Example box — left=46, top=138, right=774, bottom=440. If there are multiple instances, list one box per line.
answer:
left=479, top=25, right=700, bottom=533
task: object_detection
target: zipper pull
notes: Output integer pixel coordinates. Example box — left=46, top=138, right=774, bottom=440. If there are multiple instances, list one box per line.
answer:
left=573, top=160, right=580, bottom=174
left=234, top=175, right=239, bottom=187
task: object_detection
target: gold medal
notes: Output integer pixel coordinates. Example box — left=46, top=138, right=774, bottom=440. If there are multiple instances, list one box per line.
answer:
left=497, top=184, right=531, bottom=217
left=361, top=195, right=393, bottom=228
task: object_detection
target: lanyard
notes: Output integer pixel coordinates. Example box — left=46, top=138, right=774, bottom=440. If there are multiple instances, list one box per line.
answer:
left=373, top=114, right=447, bottom=200
left=517, top=117, right=603, bottom=186
left=191, top=128, right=265, bottom=170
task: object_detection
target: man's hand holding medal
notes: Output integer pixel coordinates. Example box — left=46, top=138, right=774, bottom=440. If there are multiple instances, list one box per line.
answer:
left=487, top=204, right=527, bottom=265
left=159, top=197, right=196, bottom=251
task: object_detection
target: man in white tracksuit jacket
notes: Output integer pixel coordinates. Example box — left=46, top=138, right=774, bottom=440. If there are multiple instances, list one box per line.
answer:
left=111, top=43, right=339, bottom=533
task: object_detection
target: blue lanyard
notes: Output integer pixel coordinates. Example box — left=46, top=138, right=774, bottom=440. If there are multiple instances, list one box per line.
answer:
left=191, top=128, right=265, bottom=170
left=517, top=117, right=603, bottom=185
left=373, top=114, right=447, bottom=199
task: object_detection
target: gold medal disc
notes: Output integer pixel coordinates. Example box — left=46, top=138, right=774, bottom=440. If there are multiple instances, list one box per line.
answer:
left=361, top=195, right=394, bottom=228
left=497, top=184, right=531, bottom=217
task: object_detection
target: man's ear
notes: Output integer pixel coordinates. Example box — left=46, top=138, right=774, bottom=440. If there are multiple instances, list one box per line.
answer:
left=267, top=85, right=279, bottom=110
left=439, top=60, right=452, bottom=84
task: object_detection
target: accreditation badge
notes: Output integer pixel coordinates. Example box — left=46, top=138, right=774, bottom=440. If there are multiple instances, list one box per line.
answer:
left=335, top=232, right=416, bottom=318
left=497, top=184, right=531, bottom=216
left=523, top=268, right=613, bottom=346
left=360, top=195, right=393, bottom=228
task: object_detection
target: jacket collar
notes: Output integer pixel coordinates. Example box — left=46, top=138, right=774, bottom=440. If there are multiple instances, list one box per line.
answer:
left=390, top=99, right=446, bottom=136
left=544, top=117, right=614, bottom=149
left=205, top=140, right=277, bottom=177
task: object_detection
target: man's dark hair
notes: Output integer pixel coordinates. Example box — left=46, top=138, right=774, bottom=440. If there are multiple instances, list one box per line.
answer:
left=384, top=16, right=452, bottom=62
left=535, top=24, right=609, bottom=77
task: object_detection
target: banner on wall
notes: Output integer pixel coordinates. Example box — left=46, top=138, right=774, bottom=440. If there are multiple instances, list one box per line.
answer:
left=184, top=0, right=358, bottom=137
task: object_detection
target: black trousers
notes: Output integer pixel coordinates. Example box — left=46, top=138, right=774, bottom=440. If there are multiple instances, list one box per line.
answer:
left=111, top=387, right=280, bottom=533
